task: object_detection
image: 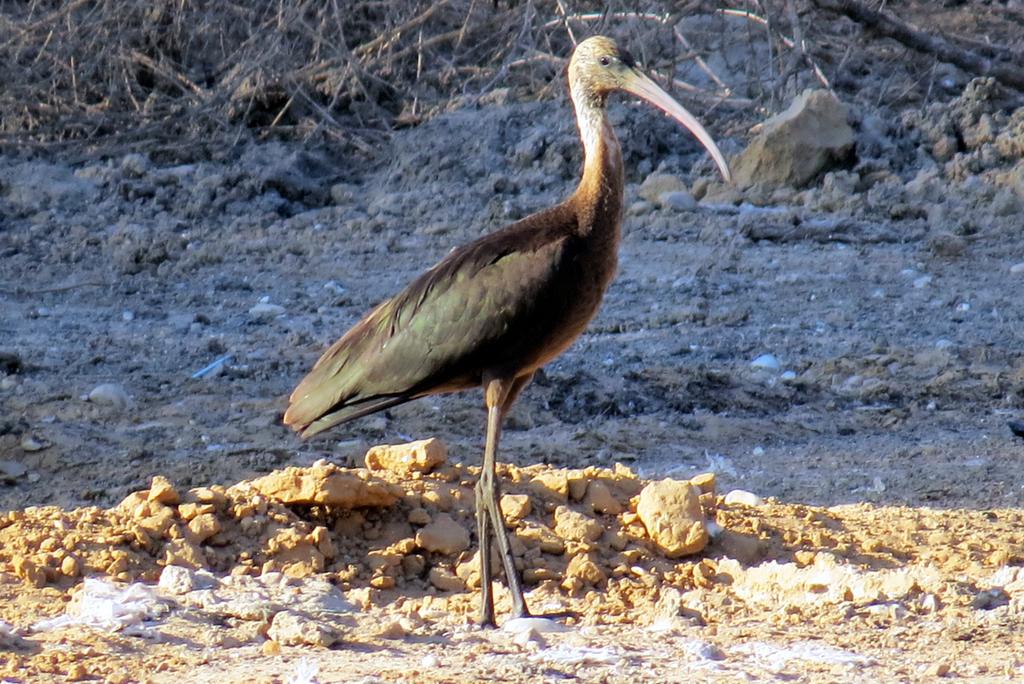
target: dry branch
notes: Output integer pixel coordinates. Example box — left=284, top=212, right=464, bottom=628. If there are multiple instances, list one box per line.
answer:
left=810, top=0, right=1024, bottom=91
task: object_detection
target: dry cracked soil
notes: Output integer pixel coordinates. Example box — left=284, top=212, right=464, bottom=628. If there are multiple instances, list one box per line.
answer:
left=2, top=4, right=1024, bottom=683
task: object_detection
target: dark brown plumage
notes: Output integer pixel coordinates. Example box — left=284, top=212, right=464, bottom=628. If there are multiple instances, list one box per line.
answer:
left=285, top=35, right=731, bottom=626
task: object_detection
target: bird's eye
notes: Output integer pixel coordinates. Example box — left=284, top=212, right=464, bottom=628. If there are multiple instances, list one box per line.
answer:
left=599, top=56, right=611, bottom=67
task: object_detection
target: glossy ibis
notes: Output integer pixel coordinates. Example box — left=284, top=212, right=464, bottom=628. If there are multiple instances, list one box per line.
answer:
left=284, top=35, right=731, bottom=626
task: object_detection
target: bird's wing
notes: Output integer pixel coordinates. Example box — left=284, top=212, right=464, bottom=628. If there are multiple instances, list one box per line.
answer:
left=284, top=204, right=577, bottom=436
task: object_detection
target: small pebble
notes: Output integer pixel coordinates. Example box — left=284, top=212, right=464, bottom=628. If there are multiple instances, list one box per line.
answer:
left=971, top=588, right=1009, bottom=610
left=87, top=383, right=130, bottom=411
left=750, top=354, right=781, bottom=371
left=19, top=435, right=46, bottom=452
left=912, top=275, right=933, bottom=289
left=723, top=489, right=764, bottom=507
left=1009, top=262, right=1024, bottom=275
left=248, top=302, right=286, bottom=318
left=660, top=190, right=697, bottom=211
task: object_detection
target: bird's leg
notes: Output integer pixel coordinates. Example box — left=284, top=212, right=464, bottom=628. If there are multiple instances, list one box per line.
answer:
left=474, top=449, right=495, bottom=627
left=476, top=374, right=532, bottom=625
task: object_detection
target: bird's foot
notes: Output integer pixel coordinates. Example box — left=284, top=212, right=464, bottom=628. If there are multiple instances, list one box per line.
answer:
left=510, top=606, right=576, bottom=622
left=500, top=610, right=577, bottom=634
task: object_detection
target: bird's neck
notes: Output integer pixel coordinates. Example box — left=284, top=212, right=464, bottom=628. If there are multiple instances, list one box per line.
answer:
left=572, top=100, right=624, bottom=240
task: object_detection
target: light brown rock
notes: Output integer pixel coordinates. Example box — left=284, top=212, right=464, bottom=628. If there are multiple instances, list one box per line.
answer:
left=566, top=471, right=588, bottom=502
left=135, top=506, right=176, bottom=537
left=164, top=539, right=205, bottom=569
left=500, top=494, right=532, bottom=521
left=584, top=481, right=622, bottom=515
left=638, top=172, right=687, bottom=206
left=689, top=472, right=717, bottom=496
left=267, top=610, right=339, bottom=648
left=13, top=556, right=46, bottom=587
left=529, top=471, right=569, bottom=503
left=565, top=553, right=605, bottom=586
left=369, top=575, right=395, bottom=589
left=249, top=464, right=398, bottom=508
left=732, top=89, right=854, bottom=189
left=421, top=488, right=453, bottom=511
left=188, top=486, right=227, bottom=507
left=428, top=566, right=466, bottom=592
left=517, top=523, right=566, bottom=555
left=177, top=502, right=215, bottom=521
left=407, top=507, right=432, bottom=525
left=186, top=513, right=221, bottom=543
left=636, top=479, right=708, bottom=558
left=415, top=513, right=470, bottom=555
left=60, top=554, right=80, bottom=577
left=365, top=437, right=447, bottom=475
left=553, top=505, right=603, bottom=543
left=147, top=475, right=180, bottom=505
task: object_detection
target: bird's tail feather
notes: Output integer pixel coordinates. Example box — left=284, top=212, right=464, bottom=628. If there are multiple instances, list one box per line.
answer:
left=296, top=395, right=412, bottom=439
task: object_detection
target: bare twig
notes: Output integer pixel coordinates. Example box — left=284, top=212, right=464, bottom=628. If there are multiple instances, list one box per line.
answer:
left=810, top=0, right=1024, bottom=91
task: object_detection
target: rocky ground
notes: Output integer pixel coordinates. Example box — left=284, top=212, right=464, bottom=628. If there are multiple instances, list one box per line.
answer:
left=2, top=3, right=1024, bottom=682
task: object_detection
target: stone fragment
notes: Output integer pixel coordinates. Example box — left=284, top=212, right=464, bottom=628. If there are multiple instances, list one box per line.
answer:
left=638, top=172, right=687, bottom=206
left=415, top=513, right=470, bottom=555
left=147, top=476, right=180, bottom=505
left=732, top=89, right=854, bottom=189
left=428, top=566, right=465, bottom=592
left=369, top=575, right=395, bottom=589
left=689, top=472, right=716, bottom=495
left=135, top=506, right=176, bottom=537
left=584, top=481, right=622, bottom=515
left=248, top=301, right=286, bottom=318
left=87, top=383, right=131, bottom=411
left=407, top=507, right=432, bottom=525
left=249, top=464, right=398, bottom=508
left=517, top=524, right=566, bottom=555
left=421, top=488, right=453, bottom=511
left=751, top=354, right=781, bottom=371
left=500, top=494, right=532, bottom=521
left=19, top=436, right=45, bottom=452
left=365, top=437, right=447, bottom=475
left=553, top=505, right=603, bottom=543
left=661, top=190, right=697, bottom=211
left=267, top=610, right=340, bottom=648
left=529, top=471, right=568, bottom=503
left=189, top=487, right=228, bottom=507
left=723, top=489, right=764, bottom=507
left=164, top=539, right=205, bottom=569
left=565, top=554, right=605, bottom=586
left=177, top=502, right=215, bottom=521
left=187, top=513, right=221, bottom=543
left=60, top=555, right=80, bottom=578
left=376, top=619, right=407, bottom=639
left=636, top=479, right=708, bottom=558
left=566, top=471, right=588, bottom=502
left=13, top=557, right=46, bottom=587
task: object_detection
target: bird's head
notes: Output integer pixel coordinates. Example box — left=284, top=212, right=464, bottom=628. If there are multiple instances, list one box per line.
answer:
left=568, top=35, right=731, bottom=183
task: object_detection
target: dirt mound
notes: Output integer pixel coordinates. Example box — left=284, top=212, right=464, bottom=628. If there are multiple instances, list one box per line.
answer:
left=2, top=449, right=1023, bottom=682
left=0, top=443, right=718, bottom=599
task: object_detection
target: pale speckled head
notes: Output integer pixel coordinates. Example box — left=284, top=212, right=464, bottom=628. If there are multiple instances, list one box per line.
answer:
left=568, top=35, right=731, bottom=183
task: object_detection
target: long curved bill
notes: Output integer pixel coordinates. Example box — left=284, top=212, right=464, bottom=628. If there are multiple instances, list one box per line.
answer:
left=623, top=70, right=732, bottom=184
